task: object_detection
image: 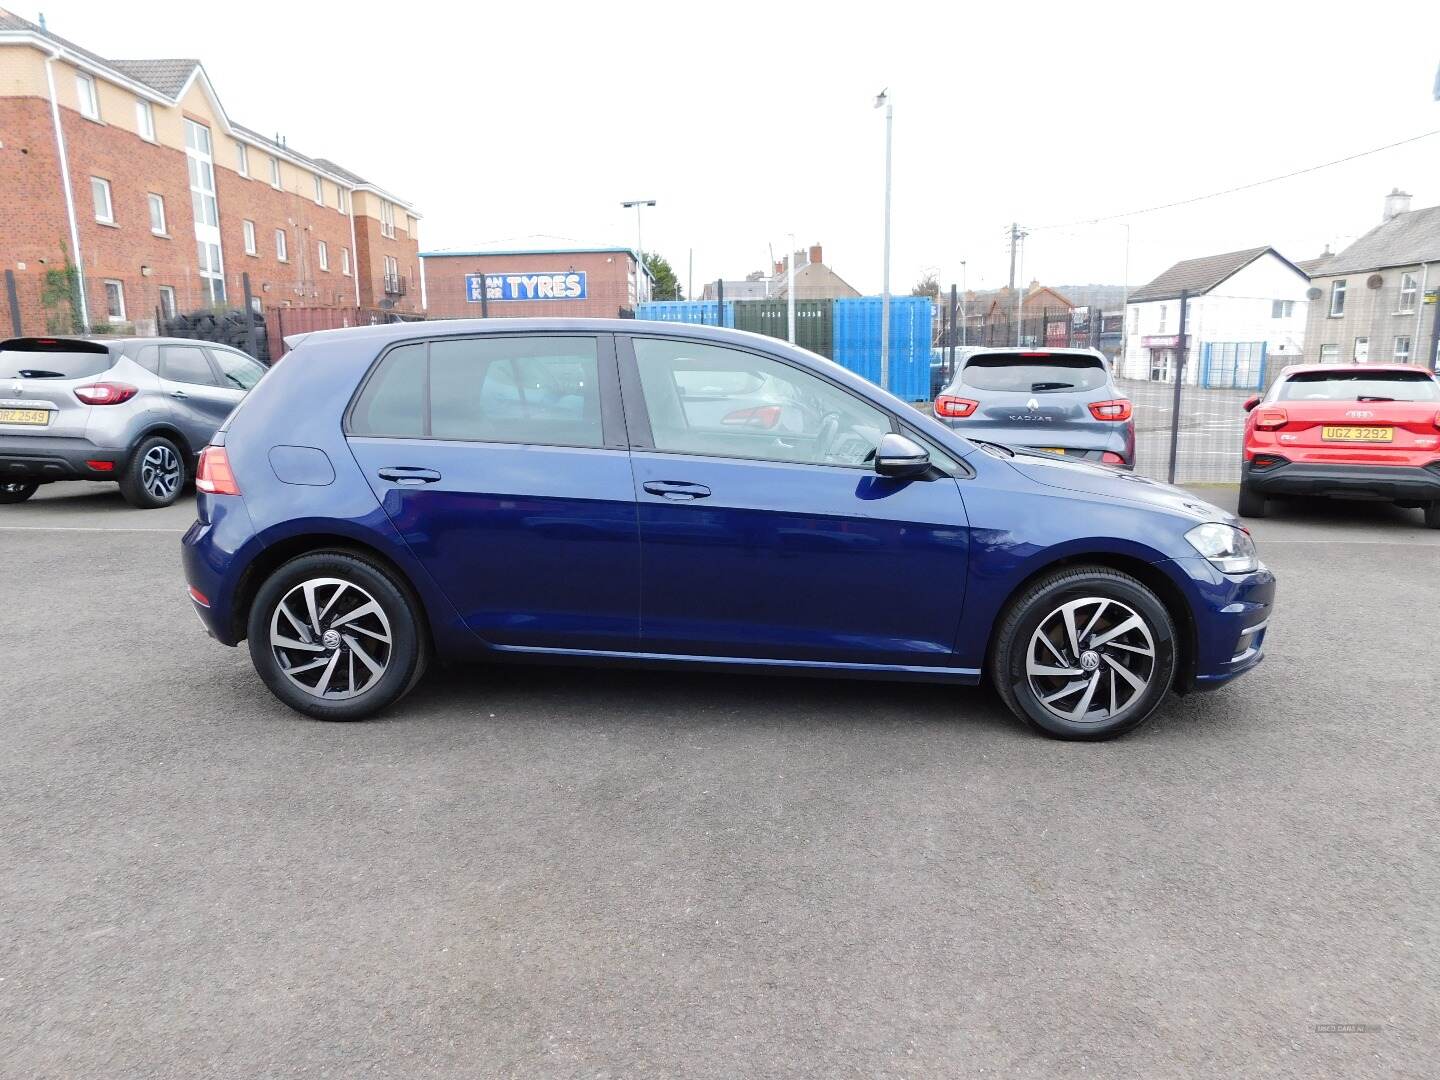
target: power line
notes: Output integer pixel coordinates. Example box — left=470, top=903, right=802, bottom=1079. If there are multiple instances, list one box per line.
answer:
left=1032, top=128, right=1440, bottom=231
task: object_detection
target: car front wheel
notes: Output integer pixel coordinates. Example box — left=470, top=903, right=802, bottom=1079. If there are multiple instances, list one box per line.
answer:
left=992, top=566, right=1178, bottom=740
left=246, top=551, right=427, bottom=720
left=0, top=480, right=39, bottom=504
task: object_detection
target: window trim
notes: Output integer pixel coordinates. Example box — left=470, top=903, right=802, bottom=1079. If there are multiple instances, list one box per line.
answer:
left=317, top=240, right=329, bottom=272
left=1394, top=335, right=1413, bottom=362
left=157, top=285, right=176, bottom=320
left=91, top=176, right=114, bottom=224
left=1329, top=279, right=1347, bottom=317
left=341, top=246, right=351, bottom=276
left=269, top=155, right=281, bottom=189
left=1397, top=271, right=1418, bottom=315
left=135, top=98, right=155, bottom=141
left=343, top=331, right=627, bottom=451
left=242, top=219, right=257, bottom=256
left=313, top=174, right=324, bottom=205
left=147, top=192, right=167, bottom=235
left=75, top=72, right=99, bottom=120
left=102, top=278, right=126, bottom=322
left=275, top=227, right=288, bottom=262
left=615, top=333, right=902, bottom=470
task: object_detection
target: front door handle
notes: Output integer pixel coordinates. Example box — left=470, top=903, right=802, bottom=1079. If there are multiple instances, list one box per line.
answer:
left=378, top=466, right=442, bottom=485
left=170, top=389, right=188, bottom=399
left=643, top=480, right=711, bottom=501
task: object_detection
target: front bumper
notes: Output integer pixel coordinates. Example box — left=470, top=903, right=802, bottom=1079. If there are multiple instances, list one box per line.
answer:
left=0, top=434, right=123, bottom=482
left=1244, top=459, right=1440, bottom=502
left=1160, top=556, right=1276, bottom=691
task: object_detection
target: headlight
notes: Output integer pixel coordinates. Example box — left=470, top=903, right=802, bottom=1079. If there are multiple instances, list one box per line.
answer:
left=1185, top=522, right=1259, bottom=574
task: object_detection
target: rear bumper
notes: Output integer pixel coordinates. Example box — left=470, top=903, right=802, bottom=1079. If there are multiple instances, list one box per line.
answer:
left=0, top=434, right=122, bottom=482
left=1244, top=459, right=1440, bottom=501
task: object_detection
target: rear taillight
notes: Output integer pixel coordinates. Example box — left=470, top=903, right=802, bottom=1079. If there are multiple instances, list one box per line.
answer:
left=195, top=446, right=240, bottom=495
left=934, top=395, right=979, bottom=419
left=73, top=382, right=137, bottom=405
left=1101, top=452, right=1126, bottom=464
left=1088, top=399, right=1132, bottom=422
left=1253, top=407, right=1288, bottom=430
left=722, top=405, right=781, bottom=429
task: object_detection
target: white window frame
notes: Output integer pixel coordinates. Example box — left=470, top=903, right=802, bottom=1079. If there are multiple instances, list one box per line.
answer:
left=318, top=240, right=329, bottom=272
left=341, top=246, right=351, bottom=276
left=1329, top=279, right=1347, bottom=317
left=236, top=142, right=249, bottom=177
left=135, top=98, right=155, bottom=141
left=380, top=201, right=395, bottom=239
left=275, top=228, right=288, bottom=262
left=158, top=285, right=176, bottom=319
left=242, top=219, right=257, bottom=256
left=336, top=186, right=347, bottom=212
left=147, top=193, right=166, bottom=235
left=314, top=174, right=324, bottom=205
left=1271, top=299, right=1293, bottom=319
left=269, top=156, right=282, bottom=189
left=91, top=177, right=114, bottom=224
left=76, top=72, right=99, bottom=120
left=1395, top=335, right=1413, bottom=362
left=1318, top=344, right=1339, bottom=364
left=102, top=279, right=125, bottom=322
left=1398, top=272, right=1418, bottom=314
left=1353, top=336, right=1369, bottom=362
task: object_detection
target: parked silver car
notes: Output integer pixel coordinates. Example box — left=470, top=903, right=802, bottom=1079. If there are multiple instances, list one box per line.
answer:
left=932, top=346, right=1136, bottom=467
left=0, top=336, right=266, bottom=508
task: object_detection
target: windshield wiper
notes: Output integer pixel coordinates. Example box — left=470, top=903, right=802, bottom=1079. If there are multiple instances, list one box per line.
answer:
left=16, top=369, right=68, bottom=379
left=967, top=438, right=1015, bottom=457
left=1031, top=382, right=1074, bottom=391
left=1356, top=395, right=1395, bottom=402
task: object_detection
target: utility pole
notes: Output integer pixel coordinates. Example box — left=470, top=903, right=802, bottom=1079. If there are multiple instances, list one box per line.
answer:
left=1166, top=289, right=1190, bottom=484
left=875, top=89, right=893, bottom=391
left=787, top=233, right=796, bottom=344
left=622, top=199, right=656, bottom=303
left=1008, top=222, right=1028, bottom=346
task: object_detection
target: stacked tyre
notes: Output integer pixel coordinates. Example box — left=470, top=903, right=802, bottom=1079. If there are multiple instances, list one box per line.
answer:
left=164, top=308, right=269, bottom=364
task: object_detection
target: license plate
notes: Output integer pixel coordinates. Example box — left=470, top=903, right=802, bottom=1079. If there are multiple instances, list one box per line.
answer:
left=0, top=407, right=51, bottom=426
left=1321, top=425, right=1392, bottom=443
left=1040, top=447, right=1066, bottom=454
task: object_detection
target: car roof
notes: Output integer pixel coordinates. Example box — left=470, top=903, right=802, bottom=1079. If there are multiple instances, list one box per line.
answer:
left=1277, top=363, right=1436, bottom=377
left=0, top=336, right=248, bottom=350
left=960, top=346, right=1107, bottom=361
left=281, top=317, right=804, bottom=352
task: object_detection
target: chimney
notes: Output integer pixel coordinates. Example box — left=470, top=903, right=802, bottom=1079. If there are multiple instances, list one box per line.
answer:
left=1383, top=188, right=1412, bottom=223
left=774, top=258, right=786, bottom=276
left=809, top=244, right=822, bottom=266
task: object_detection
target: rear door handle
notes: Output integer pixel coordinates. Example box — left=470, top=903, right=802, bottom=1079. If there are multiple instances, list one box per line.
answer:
left=643, top=480, right=711, bottom=501
left=378, top=466, right=442, bottom=485
left=170, top=389, right=187, bottom=399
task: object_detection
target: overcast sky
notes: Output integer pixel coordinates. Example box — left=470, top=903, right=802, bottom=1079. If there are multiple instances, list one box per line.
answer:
left=31, top=0, right=1440, bottom=296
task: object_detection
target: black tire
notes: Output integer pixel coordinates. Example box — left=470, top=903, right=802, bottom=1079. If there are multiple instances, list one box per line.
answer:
left=118, top=434, right=185, bottom=508
left=1425, top=502, right=1440, bottom=529
left=0, top=480, right=39, bottom=504
left=1237, top=482, right=1266, bottom=519
left=991, top=566, right=1179, bottom=741
left=246, top=551, right=428, bottom=721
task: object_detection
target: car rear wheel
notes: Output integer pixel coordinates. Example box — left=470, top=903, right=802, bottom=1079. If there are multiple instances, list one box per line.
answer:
left=991, top=566, right=1178, bottom=740
left=119, top=435, right=185, bottom=508
left=1425, top=502, right=1440, bottom=529
left=0, top=480, right=39, bottom=504
left=247, top=551, right=427, bottom=721
left=1237, top=482, right=1266, bottom=519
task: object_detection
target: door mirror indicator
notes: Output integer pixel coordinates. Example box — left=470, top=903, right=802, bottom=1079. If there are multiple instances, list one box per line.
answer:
left=874, top=433, right=931, bottom=478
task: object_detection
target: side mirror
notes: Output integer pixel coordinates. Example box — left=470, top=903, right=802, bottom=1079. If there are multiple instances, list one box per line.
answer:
left=875, top=432, right=931, bottom=478
left=1243, top=395, right=1261, bottom=412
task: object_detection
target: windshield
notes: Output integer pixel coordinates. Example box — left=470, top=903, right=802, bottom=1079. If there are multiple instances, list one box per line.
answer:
left=0, top=348, right=114, bottom=380
left=1274, top=369, right=1440, bottom=402
left=961, top=353, right=1109, bottom=394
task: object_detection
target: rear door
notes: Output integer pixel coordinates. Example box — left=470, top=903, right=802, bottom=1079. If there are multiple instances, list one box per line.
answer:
left=345, top=332, right=640, bottom=652
left=158, top=343, right=241, bottom=452
left=0, top=338, right=116, bottom=441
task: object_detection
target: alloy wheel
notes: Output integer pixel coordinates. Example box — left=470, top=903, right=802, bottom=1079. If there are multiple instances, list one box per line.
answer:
left=269, top=577, right=393, bottom=700
left=1025, top=596, right=1156, bottom=724
left=141, top=444, right=181, bottom=499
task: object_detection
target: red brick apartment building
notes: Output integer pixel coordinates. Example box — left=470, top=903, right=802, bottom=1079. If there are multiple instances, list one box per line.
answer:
left=0, top=9, right=422, bottom=336
left=421, top=247, right=654, bottom=320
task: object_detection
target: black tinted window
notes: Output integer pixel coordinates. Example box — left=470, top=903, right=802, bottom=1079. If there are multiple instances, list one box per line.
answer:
left=961, top=352, right=1109, bottom=394
left=162, top=345, right=218, bottom=386
left=350, top=337, right=602, bottom=448
left=1274, top=369, right=1440, bottom=402
left=210, top=348, right=266, bottom=390
left=0, top=349, right=113, bottom=380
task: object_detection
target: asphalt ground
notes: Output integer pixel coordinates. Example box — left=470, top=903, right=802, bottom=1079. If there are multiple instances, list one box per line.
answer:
left=3, top=482, right=1437, bottom=1078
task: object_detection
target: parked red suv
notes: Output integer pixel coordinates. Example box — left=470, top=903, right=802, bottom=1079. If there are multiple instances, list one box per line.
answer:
left=1239, top=364, right=1440, bottom=526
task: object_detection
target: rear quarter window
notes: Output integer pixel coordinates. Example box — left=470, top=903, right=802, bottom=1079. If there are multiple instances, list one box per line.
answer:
left=961, top=353, right=1108, bottom=394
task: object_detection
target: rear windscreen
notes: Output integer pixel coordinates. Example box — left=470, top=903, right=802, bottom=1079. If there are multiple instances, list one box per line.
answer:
left=1275, top=369, right=1440, bottom=402
left=0, top=350, right=113, bottom=380
left=962, top=353, right=1108, bottom=394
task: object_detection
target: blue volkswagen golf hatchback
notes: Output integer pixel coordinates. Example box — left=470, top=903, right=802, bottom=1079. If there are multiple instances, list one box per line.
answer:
left=182, top=320, right=1274, bottom=740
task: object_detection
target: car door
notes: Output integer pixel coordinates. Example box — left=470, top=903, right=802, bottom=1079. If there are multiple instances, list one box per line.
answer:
left=345, top=332, right=640, bottom=653
left=157, top=343, right=242, bottom=452
left=619, top=334, right=970, bottom=667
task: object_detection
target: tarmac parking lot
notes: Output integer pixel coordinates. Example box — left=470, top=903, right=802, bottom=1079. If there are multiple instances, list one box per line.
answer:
left=3, top=482, right=1438, bottom=1078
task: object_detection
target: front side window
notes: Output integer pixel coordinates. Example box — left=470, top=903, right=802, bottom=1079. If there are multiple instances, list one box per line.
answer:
left=210, top=348, right=266, bottom=390
left=1330, top=279, right=1347, bottom=317
left=148, top=193, right=166, bottom=235
left=102, top=280, right=125, bottom=321
left=75, top=72, right=99, bottom=119
left=91, top=177, right=113, bottom=223
left=350, top=337, right=603, bottom=449
left=632, top=337, right=890, bottom=467
left=1398, top=272, right=1418, bottom=313
left=161, top=345, right=218, bottom=386
left=135, top=99, right=155, bottom=141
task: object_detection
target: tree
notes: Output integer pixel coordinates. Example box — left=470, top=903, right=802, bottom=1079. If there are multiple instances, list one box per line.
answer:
left=644, top=252, right=684, bottom=301
left=911, top=273, right=939, bottom=300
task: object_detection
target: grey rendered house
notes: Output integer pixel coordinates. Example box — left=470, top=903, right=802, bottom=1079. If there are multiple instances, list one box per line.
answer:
left=1302, top=190, right=1440, bottom=371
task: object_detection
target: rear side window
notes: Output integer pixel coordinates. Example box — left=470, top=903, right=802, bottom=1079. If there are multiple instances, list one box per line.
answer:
left=0, top=348, right=113, bottom=380
left=962, top=352, right=1109, bottom=394
left=349, top=336, right=602, bottom=448
left=1273, top=369, right=1440, bottom=402
left=161, top=345, right=218, bottom=386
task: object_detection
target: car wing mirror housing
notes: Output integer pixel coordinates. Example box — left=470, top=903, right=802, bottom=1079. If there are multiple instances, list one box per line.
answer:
left=875, top=432, right=931, bottom=478
left=1243, top=394, right=1261, bottom=412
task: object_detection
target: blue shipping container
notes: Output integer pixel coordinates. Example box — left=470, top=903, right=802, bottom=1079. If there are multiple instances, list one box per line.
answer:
left=634, top=301, right=735, bottom=327
left=832, top=297, right=933, bottom=400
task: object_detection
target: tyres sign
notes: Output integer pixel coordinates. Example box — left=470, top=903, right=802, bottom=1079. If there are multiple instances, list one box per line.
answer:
left=465, top=272, right=587, bottom=302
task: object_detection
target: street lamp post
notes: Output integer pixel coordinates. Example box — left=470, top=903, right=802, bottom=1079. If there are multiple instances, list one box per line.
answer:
left=622, top=199, right=656, bottom=303
left=787, top=232, right=796, bottom=344
left=875, top=89, right=892, bottom=392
